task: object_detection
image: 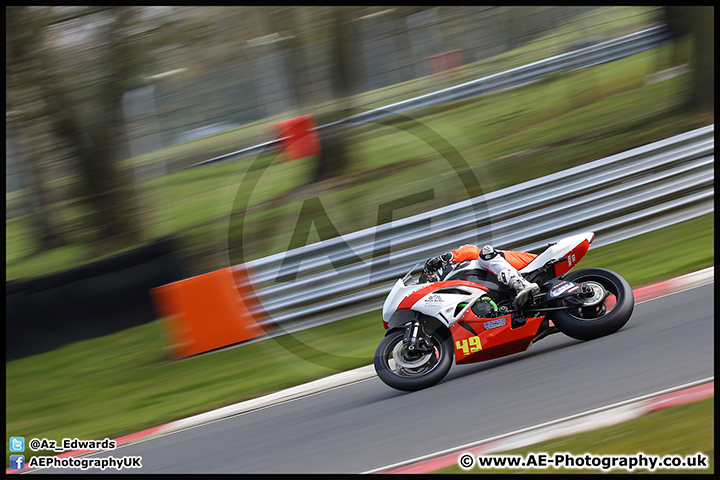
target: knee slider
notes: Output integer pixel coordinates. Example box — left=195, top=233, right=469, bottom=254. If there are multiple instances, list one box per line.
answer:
left=497, top=268, right=518, bottom=286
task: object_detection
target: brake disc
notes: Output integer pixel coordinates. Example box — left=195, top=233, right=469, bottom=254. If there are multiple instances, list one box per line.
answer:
left=392, top=341, right=432, bottom=369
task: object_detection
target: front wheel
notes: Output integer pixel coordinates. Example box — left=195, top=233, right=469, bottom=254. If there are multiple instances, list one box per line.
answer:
left=374, top=328, right=453, bottom=391
left=551, top=268, right=634, bottom=341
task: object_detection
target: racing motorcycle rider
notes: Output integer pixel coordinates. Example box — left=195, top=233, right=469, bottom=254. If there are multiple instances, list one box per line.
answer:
left=420, top=244, right=540, bottom=305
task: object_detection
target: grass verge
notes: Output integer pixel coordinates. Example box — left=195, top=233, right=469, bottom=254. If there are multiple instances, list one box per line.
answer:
left=433, top=396, right=713, bottom=474
left=5, top=212, right=713, bottom=467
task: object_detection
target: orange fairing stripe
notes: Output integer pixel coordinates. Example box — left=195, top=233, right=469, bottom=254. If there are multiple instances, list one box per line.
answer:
left=397, top=280, right=489, bottom=310
left=450, top=245, right=480, bottom=263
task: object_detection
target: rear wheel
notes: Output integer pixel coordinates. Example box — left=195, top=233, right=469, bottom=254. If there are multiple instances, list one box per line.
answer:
left=551, top=268, right=634, bottom=341
left=374, top=328, right=453, bottom=391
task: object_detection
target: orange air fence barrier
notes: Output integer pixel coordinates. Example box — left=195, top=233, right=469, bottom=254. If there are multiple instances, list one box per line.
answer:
left=151, top=266, right=266, bottom=359
left=269, top=114, right=321, bottom=161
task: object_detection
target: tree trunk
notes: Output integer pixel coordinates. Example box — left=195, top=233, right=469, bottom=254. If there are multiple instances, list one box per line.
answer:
left=14, top=124, right=68, bottom=253
left=311, top=7, right=356, bottom=183
left=685, top=7, right=714, bottom=111
left=44, top=7, right=145, bottom=248
left=6, top=7, right=68, bottom=253
left=663, top=7, right=714, bottom=113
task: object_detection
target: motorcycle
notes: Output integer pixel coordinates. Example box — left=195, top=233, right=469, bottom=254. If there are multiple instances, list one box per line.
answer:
left=374, top=231, right=634, bottom=391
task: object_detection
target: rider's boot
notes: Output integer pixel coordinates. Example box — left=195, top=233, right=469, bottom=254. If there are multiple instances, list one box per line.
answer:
left=498, top=268, right=540, bottom=306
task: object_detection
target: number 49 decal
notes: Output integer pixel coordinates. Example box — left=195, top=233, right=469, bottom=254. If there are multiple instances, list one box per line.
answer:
left=455, top=336, right=482, bottom=356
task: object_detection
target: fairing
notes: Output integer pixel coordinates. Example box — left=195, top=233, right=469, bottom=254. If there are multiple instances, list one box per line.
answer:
left=520, top=231, right=595, bottom=275
left=450, top=310, right=545, bottom=364
left=382, top=280, right=488, bottom=329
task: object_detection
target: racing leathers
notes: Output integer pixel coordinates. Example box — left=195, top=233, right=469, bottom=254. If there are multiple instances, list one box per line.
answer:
left=421, top=244, right=540, bottom=305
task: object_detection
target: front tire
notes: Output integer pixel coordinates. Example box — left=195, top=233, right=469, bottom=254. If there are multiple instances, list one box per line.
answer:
left=374, top=328, right=453, bottom=391
left=551, top=268, right=634, bottom=341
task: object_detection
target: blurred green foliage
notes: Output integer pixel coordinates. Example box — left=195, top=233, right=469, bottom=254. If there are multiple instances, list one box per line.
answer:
left=6, top=40, right=709, bottom=279
left=9, top=6, right=694, bottom=280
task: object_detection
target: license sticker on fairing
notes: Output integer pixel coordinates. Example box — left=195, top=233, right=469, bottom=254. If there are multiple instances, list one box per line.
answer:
left=483, top=318, right=507, bottom=330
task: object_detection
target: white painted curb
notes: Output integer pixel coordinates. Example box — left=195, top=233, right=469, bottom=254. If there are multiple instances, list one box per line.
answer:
left=635, top=266, right=714, bottom=303
left=166, top=365, right=377, bottom=433
left=366, top=377, right=714, bottom=474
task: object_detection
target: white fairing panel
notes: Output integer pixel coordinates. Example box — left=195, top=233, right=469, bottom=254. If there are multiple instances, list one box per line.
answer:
left=382, top=279, right=423, bottom=325
left=381, top=279, right=488, bottom=327
left=411, top=288, right=487, bottom=326
left=519, top=231, right=594, bottom=274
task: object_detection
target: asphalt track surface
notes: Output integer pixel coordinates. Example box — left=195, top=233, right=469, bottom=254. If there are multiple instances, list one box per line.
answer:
left=35, top=284, right=713, bottom=474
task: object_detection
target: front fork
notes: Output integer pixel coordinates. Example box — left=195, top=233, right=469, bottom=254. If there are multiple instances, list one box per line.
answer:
left=402, top=315, right=434, bottom=353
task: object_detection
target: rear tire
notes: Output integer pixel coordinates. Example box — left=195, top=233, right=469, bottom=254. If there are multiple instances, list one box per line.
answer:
left=374, top=328, right=453, bottom=391
left=551, top=268, right=634, bottom=341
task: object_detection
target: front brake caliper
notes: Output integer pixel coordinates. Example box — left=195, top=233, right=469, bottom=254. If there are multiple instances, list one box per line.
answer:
left=414, top=335, right=435, bottom=353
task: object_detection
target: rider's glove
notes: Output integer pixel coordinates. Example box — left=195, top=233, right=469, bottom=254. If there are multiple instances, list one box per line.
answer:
left=423, top=252, right=453, bottom=274
left=418, top=270, right=435, bottom=284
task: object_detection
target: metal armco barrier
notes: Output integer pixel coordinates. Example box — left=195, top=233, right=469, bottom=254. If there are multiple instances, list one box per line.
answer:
left=240, top=125, right=714, bottom=333
left=186, top=26, right=671, bottom=170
